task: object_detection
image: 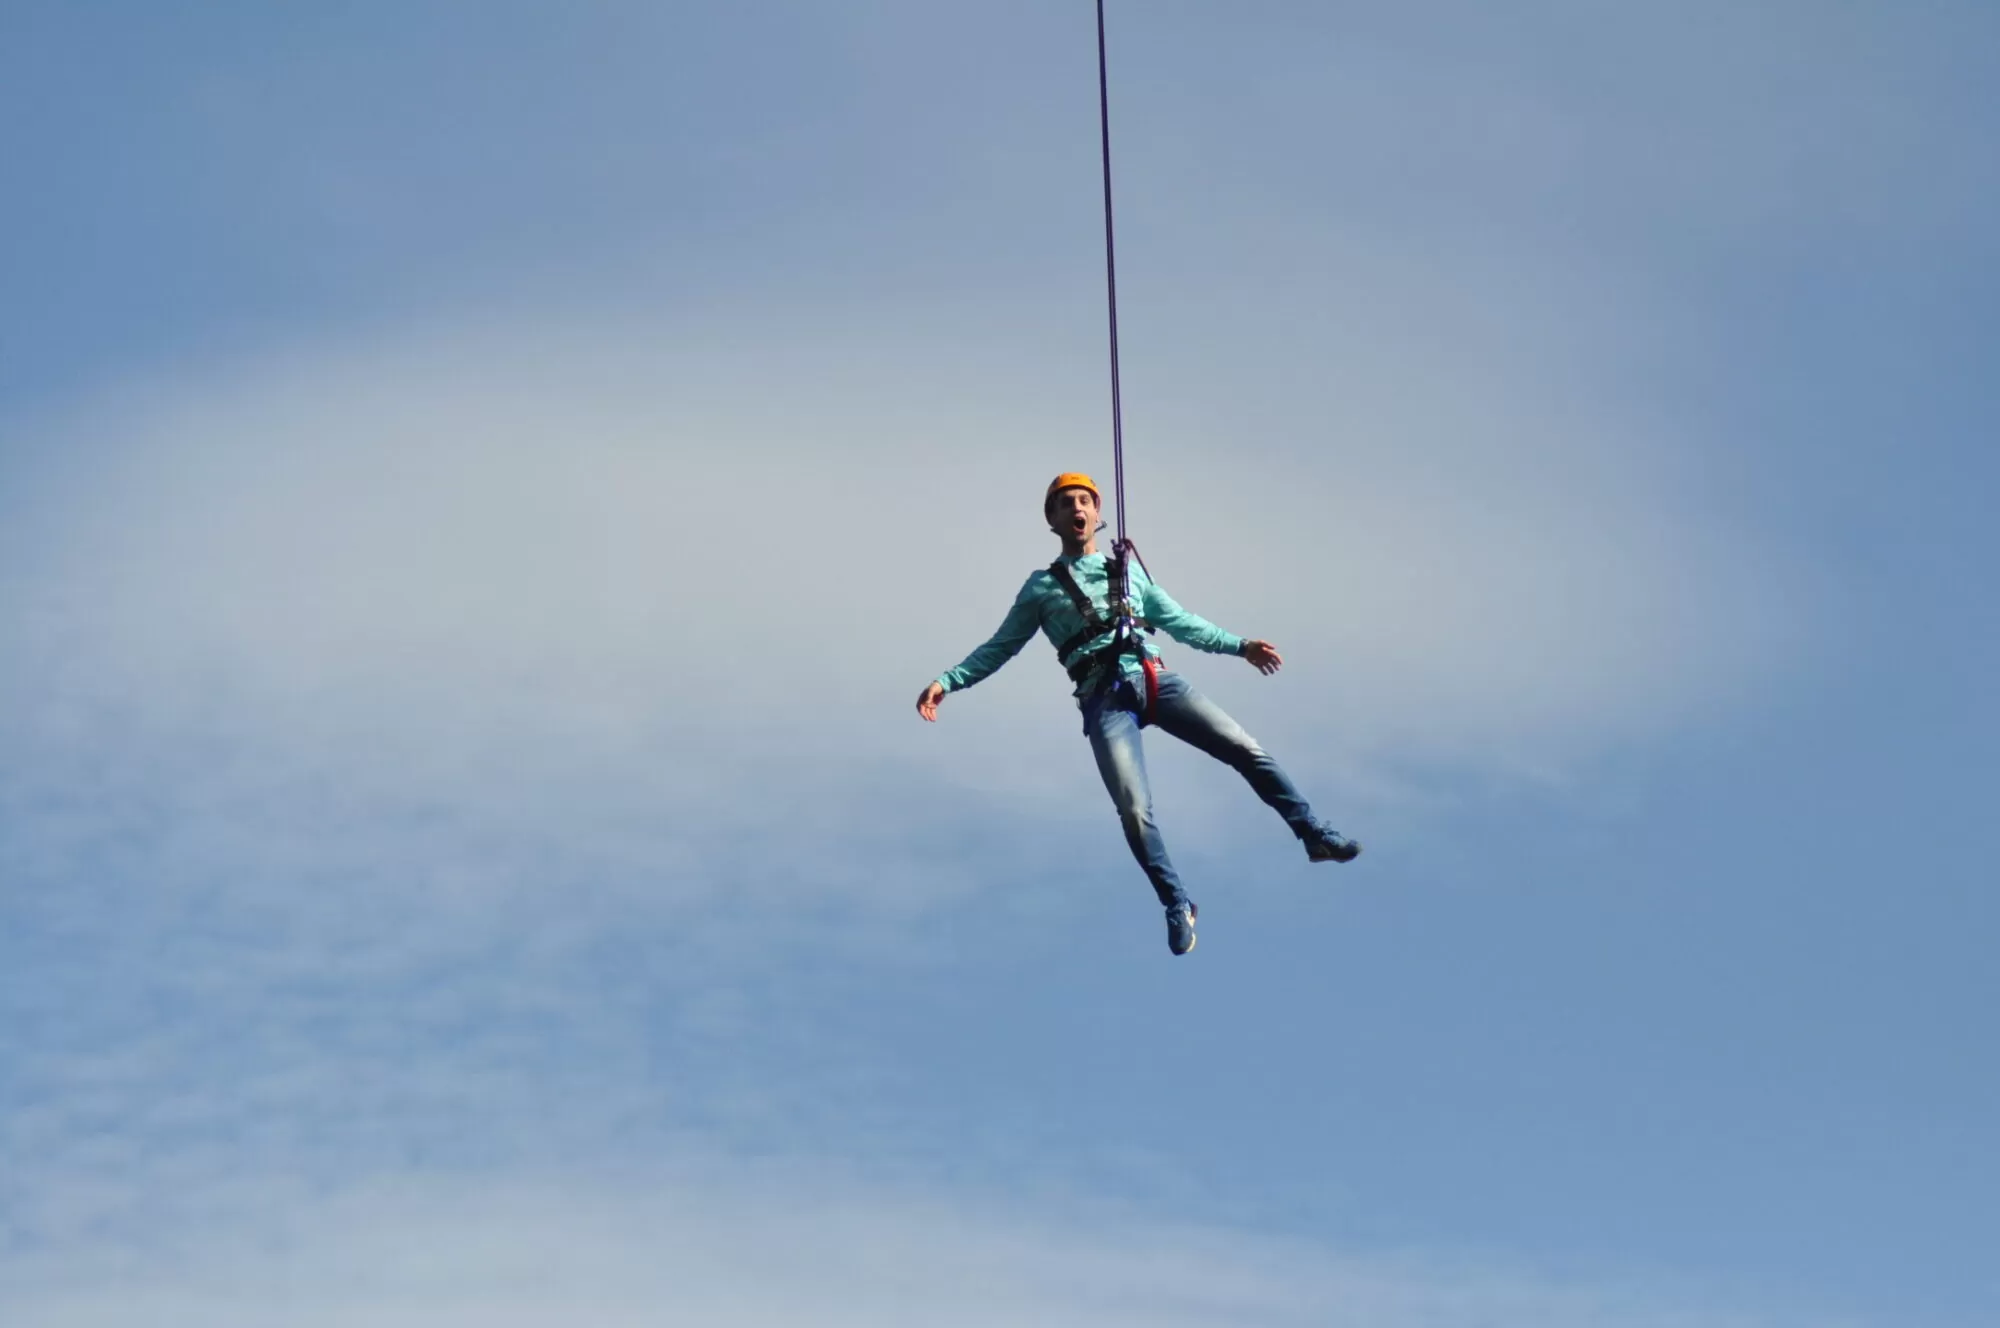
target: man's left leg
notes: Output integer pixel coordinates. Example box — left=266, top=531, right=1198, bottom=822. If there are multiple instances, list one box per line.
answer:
left=1147, top=670, right=1361, bottom=862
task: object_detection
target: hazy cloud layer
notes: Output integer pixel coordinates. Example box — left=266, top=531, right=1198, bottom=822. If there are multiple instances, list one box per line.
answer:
left=15, top=2, right=1978, bottom=1321
left=1, top=1168, right=1793, bottom=1328
left=8, top=285, right=1802, bottom=792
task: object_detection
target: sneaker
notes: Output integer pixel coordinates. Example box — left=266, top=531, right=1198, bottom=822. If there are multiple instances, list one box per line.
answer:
left=1304, top=824, right=1362, bottom=864
left=1165, top=900, right=1199, bottom=955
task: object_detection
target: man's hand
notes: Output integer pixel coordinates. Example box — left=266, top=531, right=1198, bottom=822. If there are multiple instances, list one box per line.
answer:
left=1242, top=640, right=1283, bottom=675
left=916, top=681, right=946, bottom=721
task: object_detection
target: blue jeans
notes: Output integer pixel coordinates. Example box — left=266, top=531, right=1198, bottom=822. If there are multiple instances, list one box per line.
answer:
left=1082, top=670, right=1320, bottom=909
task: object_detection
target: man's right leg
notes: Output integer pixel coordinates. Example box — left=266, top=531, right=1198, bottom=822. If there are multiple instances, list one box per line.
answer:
left=1148, top=671, right=1361, bottom=863
left=1084, top=692, right=1189, bottom=915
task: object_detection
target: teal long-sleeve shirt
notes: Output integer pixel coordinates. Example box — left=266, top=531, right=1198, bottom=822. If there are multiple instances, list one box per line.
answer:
left=936, top=552, right=1246, bottom=699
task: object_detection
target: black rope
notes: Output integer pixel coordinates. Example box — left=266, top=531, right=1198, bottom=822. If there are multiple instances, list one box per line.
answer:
left=1094, top=0, right=1128, bottom=552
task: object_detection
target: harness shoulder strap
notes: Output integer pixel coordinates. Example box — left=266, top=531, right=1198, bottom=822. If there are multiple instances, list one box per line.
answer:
left=1047, top=559, right=1099, bottom=622
left=1048, top=559, right=1113, bottom=664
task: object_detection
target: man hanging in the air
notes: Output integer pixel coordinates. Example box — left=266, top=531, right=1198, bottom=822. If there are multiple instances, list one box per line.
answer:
left=915, top=473, right=1361, bottom=956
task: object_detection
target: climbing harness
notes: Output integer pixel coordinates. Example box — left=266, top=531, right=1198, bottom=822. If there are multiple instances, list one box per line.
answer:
left=1047, top=557, right=1160, bottom=719
left=1048, top=559, right=1144, bottom=681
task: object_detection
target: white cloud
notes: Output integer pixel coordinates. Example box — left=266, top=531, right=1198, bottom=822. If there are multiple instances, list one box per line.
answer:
left=0, top=288, right=1814, bottom=1324
left=0, top=1167, right=1793, bottom=1328
left=13, top=297, right=1799, bottom=734
left=0, top=0, right=1841, bottom=943
left=0, top=271, right=1810, bottom=931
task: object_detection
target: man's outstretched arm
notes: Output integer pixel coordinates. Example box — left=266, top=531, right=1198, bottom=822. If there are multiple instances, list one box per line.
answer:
left=1139, top=577, right=1284, bottom=675
left=916, top=584, right=1042, bottom=722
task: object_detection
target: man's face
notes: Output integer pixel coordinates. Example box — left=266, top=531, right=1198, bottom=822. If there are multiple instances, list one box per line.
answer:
left=1050, top=487, right=1099, bottom=541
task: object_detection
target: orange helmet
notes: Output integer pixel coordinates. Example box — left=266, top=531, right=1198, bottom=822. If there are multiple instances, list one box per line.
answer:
left=1044, top=472, right=1101, bottom=519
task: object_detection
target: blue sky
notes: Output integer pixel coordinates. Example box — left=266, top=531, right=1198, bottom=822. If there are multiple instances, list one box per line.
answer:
left=3, top=2, right=1996, bottom=1324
